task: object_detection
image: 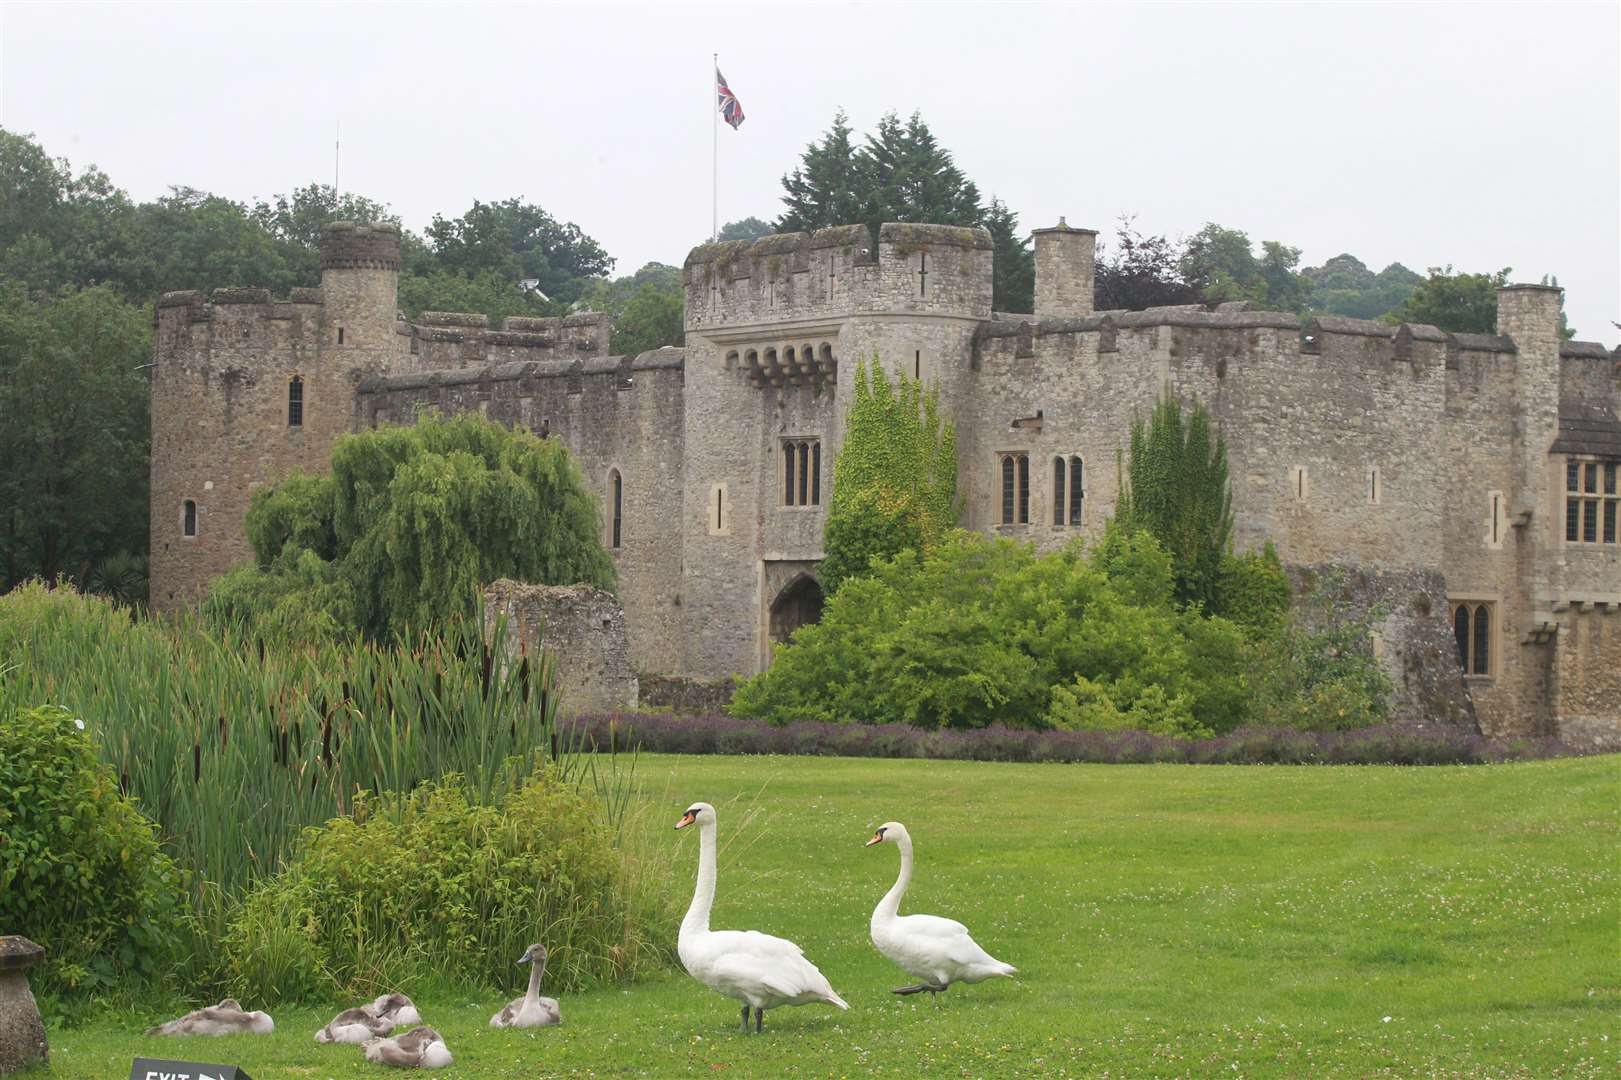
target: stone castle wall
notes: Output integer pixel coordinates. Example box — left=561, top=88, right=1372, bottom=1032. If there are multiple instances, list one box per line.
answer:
left=355, top=349, right=687, bottom=676
left=150, top=216, right=1619, bottom=741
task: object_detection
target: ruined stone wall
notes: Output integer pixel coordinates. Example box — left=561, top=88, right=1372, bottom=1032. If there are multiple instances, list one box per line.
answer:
left=354, top=350, right=687, bottom=676
left=483, top=580, right=639, bottom=714
left=1288, top=564, right=1476, bottom=728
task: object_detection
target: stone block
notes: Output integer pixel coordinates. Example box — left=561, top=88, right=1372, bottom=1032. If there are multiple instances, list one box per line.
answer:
left=0, top=936, right=47, bottom=1074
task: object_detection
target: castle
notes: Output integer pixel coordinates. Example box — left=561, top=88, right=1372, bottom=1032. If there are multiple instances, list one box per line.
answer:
left=149, top=220, right=1620, bottom=744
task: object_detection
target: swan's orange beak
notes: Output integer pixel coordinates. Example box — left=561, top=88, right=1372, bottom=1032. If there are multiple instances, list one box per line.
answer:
left=864, top=831, right=884, bottom=847
left=675, top=809, right=697, bottom=830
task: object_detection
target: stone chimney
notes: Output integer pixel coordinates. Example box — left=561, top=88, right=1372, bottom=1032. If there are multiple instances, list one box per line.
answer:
left=1495, top=282, right=1563, bottom=346
left=1032, top=218, right=1097, bottom=318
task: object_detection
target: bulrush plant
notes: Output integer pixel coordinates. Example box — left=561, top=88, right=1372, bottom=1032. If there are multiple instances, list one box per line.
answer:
left=0, top=582, right=620, bottom=948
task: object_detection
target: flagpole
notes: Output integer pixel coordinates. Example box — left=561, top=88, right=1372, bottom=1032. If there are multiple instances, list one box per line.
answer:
left=711, top=53, right=718, bottom=241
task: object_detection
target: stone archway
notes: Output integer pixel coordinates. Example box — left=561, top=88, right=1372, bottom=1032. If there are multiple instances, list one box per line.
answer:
left=769, top=574, right=825, bottom=648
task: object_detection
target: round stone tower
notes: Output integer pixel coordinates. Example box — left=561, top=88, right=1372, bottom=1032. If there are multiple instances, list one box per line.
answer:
left=148, top=222, right=401, bottom=610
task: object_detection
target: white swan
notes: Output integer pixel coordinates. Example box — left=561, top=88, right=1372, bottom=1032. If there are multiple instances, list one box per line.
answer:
left=675, top=802, right=849, bottom=1032
left=866, top=821, right=1016, bottom=996
left=145, top=998, right=275, bottom=1036
left=315, top=992, right=423, bottom=1044
left=489, top=943, right=561, bottom=1027
left=363, top=1025, right=453, bottom=1069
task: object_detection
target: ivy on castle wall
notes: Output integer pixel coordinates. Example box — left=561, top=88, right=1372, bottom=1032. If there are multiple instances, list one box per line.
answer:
left=818, top=357, right=959, bottom=597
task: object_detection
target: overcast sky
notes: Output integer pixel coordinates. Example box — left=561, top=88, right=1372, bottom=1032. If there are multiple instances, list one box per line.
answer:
left=3, top=1, right=1616, bottom=343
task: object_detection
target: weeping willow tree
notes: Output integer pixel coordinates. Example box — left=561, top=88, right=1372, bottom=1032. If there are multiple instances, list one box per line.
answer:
left=818, top=357, right=959, bottom=596
left=1114, top=394, right=1233, bottom=610
left=206, top=412, right=614, bottom=641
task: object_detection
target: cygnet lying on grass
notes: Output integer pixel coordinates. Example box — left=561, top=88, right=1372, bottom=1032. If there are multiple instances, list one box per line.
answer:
left=145, top=998, right=274, bottom=1036
left=363, top=1025, right=453, bottom=1069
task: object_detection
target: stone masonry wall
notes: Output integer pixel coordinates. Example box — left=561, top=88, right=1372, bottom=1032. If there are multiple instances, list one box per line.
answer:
left=355, top=351, right=687, bottom=676
left=484, top=580, right=638, bottom=714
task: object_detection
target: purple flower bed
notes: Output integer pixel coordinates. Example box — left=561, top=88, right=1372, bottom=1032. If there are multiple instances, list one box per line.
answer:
left=566, top=712, right=1581, bottom=766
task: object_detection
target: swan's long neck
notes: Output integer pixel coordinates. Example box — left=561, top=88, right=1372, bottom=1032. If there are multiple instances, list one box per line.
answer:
left=875, top=832, right=914, bottom=922
left=523, top=956, right=545, bottom=1005
left=681, top=818, right=718, bottom=938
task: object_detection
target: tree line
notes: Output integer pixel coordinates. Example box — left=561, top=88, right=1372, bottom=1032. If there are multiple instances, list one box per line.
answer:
left=0, top=116, right=1573, bottom=604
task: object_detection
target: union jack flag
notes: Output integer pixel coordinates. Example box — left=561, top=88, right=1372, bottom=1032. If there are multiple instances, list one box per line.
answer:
left=716, top=68, right=745, bottom=129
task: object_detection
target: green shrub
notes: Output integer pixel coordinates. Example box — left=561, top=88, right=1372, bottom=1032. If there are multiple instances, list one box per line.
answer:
left=223, top=774, right=673, bottom=1002
left=0, top=704, right=186, bottom=995
left=1213, top=542, right=1291, bottom=636
left=734, top=530, right=1249, bottom=736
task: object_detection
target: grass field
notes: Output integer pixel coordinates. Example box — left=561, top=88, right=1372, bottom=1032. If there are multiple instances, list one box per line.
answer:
left=46, top=752, right=1619, bottom=1078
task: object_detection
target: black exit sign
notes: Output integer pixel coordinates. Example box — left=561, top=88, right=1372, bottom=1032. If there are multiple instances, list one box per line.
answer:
left=129, top=1058, right=252, bottom=1080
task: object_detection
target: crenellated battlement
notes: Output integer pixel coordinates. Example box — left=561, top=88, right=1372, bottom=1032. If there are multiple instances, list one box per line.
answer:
left=683, top=222, right=993, bottom=331
left=395, top=310, right=611, bottom=372
left=320, top=221, right=401, bottom=270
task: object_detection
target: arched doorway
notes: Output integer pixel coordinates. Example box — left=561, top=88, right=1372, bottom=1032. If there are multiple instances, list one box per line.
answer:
left=769, top=575, right=825, bottom=648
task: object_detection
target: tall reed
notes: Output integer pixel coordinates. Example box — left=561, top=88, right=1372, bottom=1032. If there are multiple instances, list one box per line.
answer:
left=1, top=582, right=616, bottom=936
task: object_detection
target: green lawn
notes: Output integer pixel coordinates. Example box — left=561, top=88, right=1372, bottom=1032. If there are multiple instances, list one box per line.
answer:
left=47, top=753, right=1619, bottom=1078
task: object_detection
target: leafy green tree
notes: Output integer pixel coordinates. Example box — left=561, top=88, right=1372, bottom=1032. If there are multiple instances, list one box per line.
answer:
left=1301, top=254, right=1422, bottom=319
left=1382, top=266, right=1508, bottom=334
left=0, top=284, right=151, bottom=595
left=610, top=284, right=683, bottom=358
left=0, top=130, right=145, bottom=298
left=1180, top=223, right=1312, bottom=312
left=986, top=197, right=1034, bottom=313
left=397, top=268, right=555, bottom=326
left=1180, top=223, right=1259, bottom=300
left=1114, top=395, right=1234, bottom=610
left=577, top=263, right=685, bottom=355
left=250, top=183, right=397, bottom=251
left=818, top=358, right=958, bottom=597
left=205, top=412, right=614, bottom=641
left=423, top=198, right=613, bottom=307
left=717, top=216, right=774, bottom=242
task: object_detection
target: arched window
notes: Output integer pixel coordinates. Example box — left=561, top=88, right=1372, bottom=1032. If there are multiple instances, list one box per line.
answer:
left=1069, top=456, right=1084, bottom=525
left=609, top=469, right=622, bottom=549
left=999, top=453, right=1029, bottom=525
left=183, top=500, right=197, bottom=538
left=1052, top=457, right=1066, bottom=526
left=287, top=375, right=304, bottom=427
left=1453, top=605, right=1469, bottom=670
left=781, top=439, right=822, bottom=507
left=1452, top=601, right=1493, bottom=676
left=1001, top=455, right=1015, bottom=525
